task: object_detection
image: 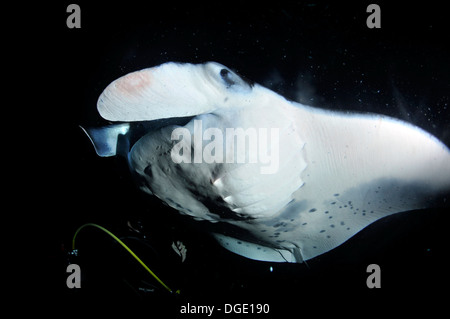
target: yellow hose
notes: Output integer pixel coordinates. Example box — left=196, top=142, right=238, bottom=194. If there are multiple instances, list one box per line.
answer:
left=72, top=223, right=177, bottom=294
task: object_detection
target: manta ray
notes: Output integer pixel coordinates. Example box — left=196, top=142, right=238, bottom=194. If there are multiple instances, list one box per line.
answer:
left=83, top=62, right=450, bottom=263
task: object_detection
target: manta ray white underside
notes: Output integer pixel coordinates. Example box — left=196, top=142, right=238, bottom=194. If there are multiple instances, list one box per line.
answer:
left=84, top=62, right=450, bottom=263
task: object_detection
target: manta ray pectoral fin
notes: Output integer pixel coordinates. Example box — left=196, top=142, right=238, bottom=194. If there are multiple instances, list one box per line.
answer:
left=282, top=106, right=450, bottom=261
left=81, top=124, right=130, bottom=157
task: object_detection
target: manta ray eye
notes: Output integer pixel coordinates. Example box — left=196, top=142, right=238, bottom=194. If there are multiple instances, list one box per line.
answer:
left=220, top=68, right=235, bottom=87
left=220, top=68, right=230, bottom=77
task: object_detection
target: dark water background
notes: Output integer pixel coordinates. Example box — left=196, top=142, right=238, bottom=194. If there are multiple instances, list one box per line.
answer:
left=30, top=1, right=449, bottom=316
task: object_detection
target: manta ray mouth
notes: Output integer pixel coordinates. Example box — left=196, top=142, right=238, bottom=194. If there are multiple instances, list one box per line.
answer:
left=126, top=116, right=195, bottom=149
